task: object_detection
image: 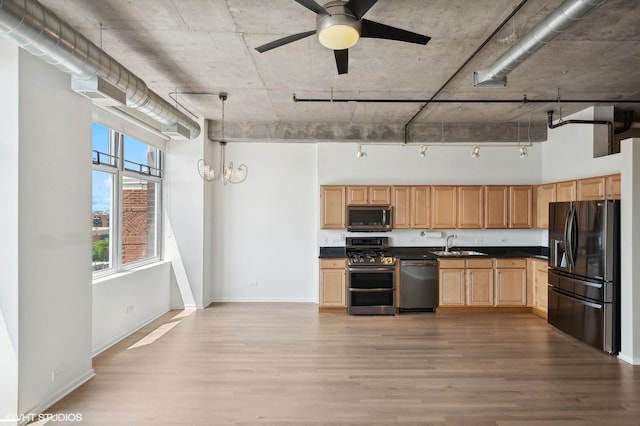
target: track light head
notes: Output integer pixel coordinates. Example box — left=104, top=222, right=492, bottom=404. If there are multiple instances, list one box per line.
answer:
left=418, top=145, right=427, bottom=157
left=356, top=145, right=367, bottom=159
left=471, top=146, right=480, bottom=158
left=519, top=146, right=528, bottom=158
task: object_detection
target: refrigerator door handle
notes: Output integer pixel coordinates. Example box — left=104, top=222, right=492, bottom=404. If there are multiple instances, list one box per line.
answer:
left=566, top=205, right=576, bottom=269
left=564, top=204, right=573, bottom=271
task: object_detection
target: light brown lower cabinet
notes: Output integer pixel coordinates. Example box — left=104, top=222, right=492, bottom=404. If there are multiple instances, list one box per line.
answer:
left=494, top=258, right=527, bottom=306
left=439, top=257, right=527, bottom=307
left=319, top=258, right=347, bottom=310
left=530, top=258, right=549, bottom=318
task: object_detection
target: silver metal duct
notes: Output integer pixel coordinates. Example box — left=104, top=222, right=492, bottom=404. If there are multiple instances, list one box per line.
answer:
left=0, top=0, right=200, bottom=139
left=474, top=0, right=607, bottom=87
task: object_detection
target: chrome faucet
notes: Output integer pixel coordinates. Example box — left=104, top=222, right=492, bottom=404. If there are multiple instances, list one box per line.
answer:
left=445, top=234, right=457, bottom=253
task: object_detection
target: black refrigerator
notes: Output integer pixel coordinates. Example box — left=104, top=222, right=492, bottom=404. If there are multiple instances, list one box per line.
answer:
left=548, top=200, right=620, bottom=354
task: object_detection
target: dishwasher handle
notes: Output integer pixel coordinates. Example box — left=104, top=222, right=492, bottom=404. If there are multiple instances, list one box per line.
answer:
left=400, top=260, right=438, bottom=267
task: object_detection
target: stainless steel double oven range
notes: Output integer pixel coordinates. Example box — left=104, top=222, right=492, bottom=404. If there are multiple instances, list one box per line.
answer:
left=346, top=237, right=396, bottom=315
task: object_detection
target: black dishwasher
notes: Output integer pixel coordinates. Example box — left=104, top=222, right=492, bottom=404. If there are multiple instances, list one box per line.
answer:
left=399, top=259, right=439, bottom=312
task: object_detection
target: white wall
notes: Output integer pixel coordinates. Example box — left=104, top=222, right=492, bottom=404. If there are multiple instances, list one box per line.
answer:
left=164, top=129, right=207, bottom=308
left=92, top=262, right=171, bottom=355
left=0, top=38, right=20, bottom=426
left=211, top=143, right=318, bottom=302
left=17, top=52, right=94, bottom=417
left=542, top=108, right=621, bottom=182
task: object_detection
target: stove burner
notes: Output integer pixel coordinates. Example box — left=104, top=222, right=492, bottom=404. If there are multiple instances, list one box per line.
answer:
left=347, top=251, right=396, bottom=265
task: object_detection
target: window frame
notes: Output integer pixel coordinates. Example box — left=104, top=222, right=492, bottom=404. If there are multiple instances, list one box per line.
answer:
left=92, top=122, right=164, bottom=278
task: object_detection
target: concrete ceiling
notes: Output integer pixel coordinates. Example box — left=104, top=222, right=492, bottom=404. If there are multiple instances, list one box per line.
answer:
left=39, top=0, right=640, bottom=144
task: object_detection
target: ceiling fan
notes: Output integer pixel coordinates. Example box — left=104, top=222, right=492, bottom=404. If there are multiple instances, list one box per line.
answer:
left=255, top=0, right=431, bottom=75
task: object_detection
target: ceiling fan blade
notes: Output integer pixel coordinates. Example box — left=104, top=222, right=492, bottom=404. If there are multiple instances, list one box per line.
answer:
left=294, top=0, right=328, bottom=15
left=255, top=30, right=316, bottom=53
left=344, top=0, right=379, bottom=19
left=361, top=19, right=431, bottom=45
left=334, top=49, right=348, bottom=75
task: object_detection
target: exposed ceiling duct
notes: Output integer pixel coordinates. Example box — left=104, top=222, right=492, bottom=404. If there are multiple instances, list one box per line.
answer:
left=0, top=0, right=200, bottom=140
left=473, top=0, right=607, bottom=88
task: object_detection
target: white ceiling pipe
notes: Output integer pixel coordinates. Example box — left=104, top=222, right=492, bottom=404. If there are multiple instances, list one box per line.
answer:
left=0, top=0, right=200, bottom=139
left=474, top=0, right=607, bottom=88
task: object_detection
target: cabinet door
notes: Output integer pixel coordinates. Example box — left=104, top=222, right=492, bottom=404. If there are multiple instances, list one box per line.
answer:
left=439, top=268, right=465, bottom=306
left=369, top=186, right=391, bottom=205
left=320, top=186, right=346, bottom=229
left=412, top=186, right=431, bottom=228
left=319, top=269, right=346, bottom=307
left=494, top=268, right=527, bottom=306
left=392, top=186, right=411, bottom=229
left=533, top=261, right=549, bottom=316
left=605, top=174, right=621, bottom=199
left=535, top=184, right=556, bottom=229
left=509, top=186, right=532, bottom=229
left=347, top=186, right=368, bottom=205
left=577, top=177, right=605, bottom=200
left=466, top=268, right=493, bottom=306
left=556, top=181, right=576, bottom=202
left=458, top=186, right=484, bottom=229
left=484, top=186, right=509, bottom=229
left=432, top=186, right=457, bottom=229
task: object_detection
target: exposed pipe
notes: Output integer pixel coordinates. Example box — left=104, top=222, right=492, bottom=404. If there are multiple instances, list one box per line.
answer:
left=403, top=0, right=530, bottom=143
left=474, top=0, right=607, bottom=87
left=293, top=94, right=640, bottom=104
left=0, top=0, right=200, bottom=139
left=547, top=110, right=614, bottom=153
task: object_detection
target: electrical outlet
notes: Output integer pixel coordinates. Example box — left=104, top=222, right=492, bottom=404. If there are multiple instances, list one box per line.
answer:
left=126, top=305, right=134, bottom=314
left=339, top=234, right=345, bottom=241
left=249, top=282, right=258, bottom=288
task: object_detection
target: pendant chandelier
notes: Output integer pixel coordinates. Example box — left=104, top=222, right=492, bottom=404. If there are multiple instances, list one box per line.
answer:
left=197, top=93, right=248, bottom=184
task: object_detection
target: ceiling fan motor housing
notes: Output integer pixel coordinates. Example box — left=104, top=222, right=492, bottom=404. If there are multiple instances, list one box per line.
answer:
left=316, top=1, right=362, bottom=49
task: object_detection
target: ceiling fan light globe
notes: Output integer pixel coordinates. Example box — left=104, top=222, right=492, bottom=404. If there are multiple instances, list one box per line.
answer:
left=318, top=25, right=360, bottom=50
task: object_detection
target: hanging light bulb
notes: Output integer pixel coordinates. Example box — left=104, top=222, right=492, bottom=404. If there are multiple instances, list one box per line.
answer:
left=519, top=146, right=528, bottom=158
left=196, top=93, right=248, bottom=185
left=418, top=145, right=427, bottom=157
left=471, top=146, right=480, bottom=158
left=356, top=145, right=367, bottom=159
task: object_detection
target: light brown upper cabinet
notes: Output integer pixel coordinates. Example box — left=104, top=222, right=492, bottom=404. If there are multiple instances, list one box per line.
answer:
left=535, top=183, right=556, bottom=229
left=392, top=186, right=431, bottom=229
left=509, top=186, right=533, bottom=228
left=458, top=186, right=484, bottom=229
left=412, top=186, right=431, bottom=229
left=432, top=186, right=457, bottom=229
left=577, top=177, right=606, bottom=200
left=484, top=186, right=509, bottom=229
left=391, top=186, right=411, bottom=229
left=320, top=186, right=346, bottom=229
left=347, top=185, right=391, bottom=205
left=605, top=174, right=621, bottom=199
left=555, top=180, right=577, bottom=202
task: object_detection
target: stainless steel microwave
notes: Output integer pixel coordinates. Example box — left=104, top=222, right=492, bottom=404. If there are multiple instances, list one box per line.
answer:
left=347, top=206, right=392, bottom=232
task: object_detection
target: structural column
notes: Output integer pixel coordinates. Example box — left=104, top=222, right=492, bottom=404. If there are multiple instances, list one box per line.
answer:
left=619, top=137, right=640, bottom=364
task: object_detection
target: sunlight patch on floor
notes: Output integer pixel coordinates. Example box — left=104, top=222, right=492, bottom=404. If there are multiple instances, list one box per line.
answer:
left=172, top=308, right=196, bottom=320
left=127, top=321, right=181, bottom=350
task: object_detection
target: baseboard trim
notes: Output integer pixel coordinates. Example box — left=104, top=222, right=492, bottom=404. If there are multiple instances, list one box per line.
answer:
left=19, top=369, right=95, bottom=426
left=617, top=352, right=640, bottom=365
left=92, top=308, right=170, bottom=357
left=437, top=306, right=533, bottom=313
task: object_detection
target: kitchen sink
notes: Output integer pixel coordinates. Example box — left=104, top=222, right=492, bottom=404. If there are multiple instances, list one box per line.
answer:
left=431, top=250, right=488, bottom=257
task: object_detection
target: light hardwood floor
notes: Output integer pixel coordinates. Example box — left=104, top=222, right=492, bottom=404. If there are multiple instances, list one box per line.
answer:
left=50, top=303, right=640, bottom=425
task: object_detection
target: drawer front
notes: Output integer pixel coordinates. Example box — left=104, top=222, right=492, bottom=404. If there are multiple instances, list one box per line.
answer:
left=494, top=258, right=527, bottom=268
left=438, top=258, right=466, bottom=269
left=465, top=258, right=493, bottom=269
left=320, top=258, right=347, bottom=269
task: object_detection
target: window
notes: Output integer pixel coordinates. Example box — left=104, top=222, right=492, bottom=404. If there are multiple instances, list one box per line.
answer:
left=92, top=122, right=163, bottom=275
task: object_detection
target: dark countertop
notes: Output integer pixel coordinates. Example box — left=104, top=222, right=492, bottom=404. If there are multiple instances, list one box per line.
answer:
left=319, top=245, right=548, bottom=261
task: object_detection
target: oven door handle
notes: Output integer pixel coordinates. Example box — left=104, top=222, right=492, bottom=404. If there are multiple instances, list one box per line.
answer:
left=349, top=288, right=396, bottom=293
left=348, top=267, right=395, bottom=273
